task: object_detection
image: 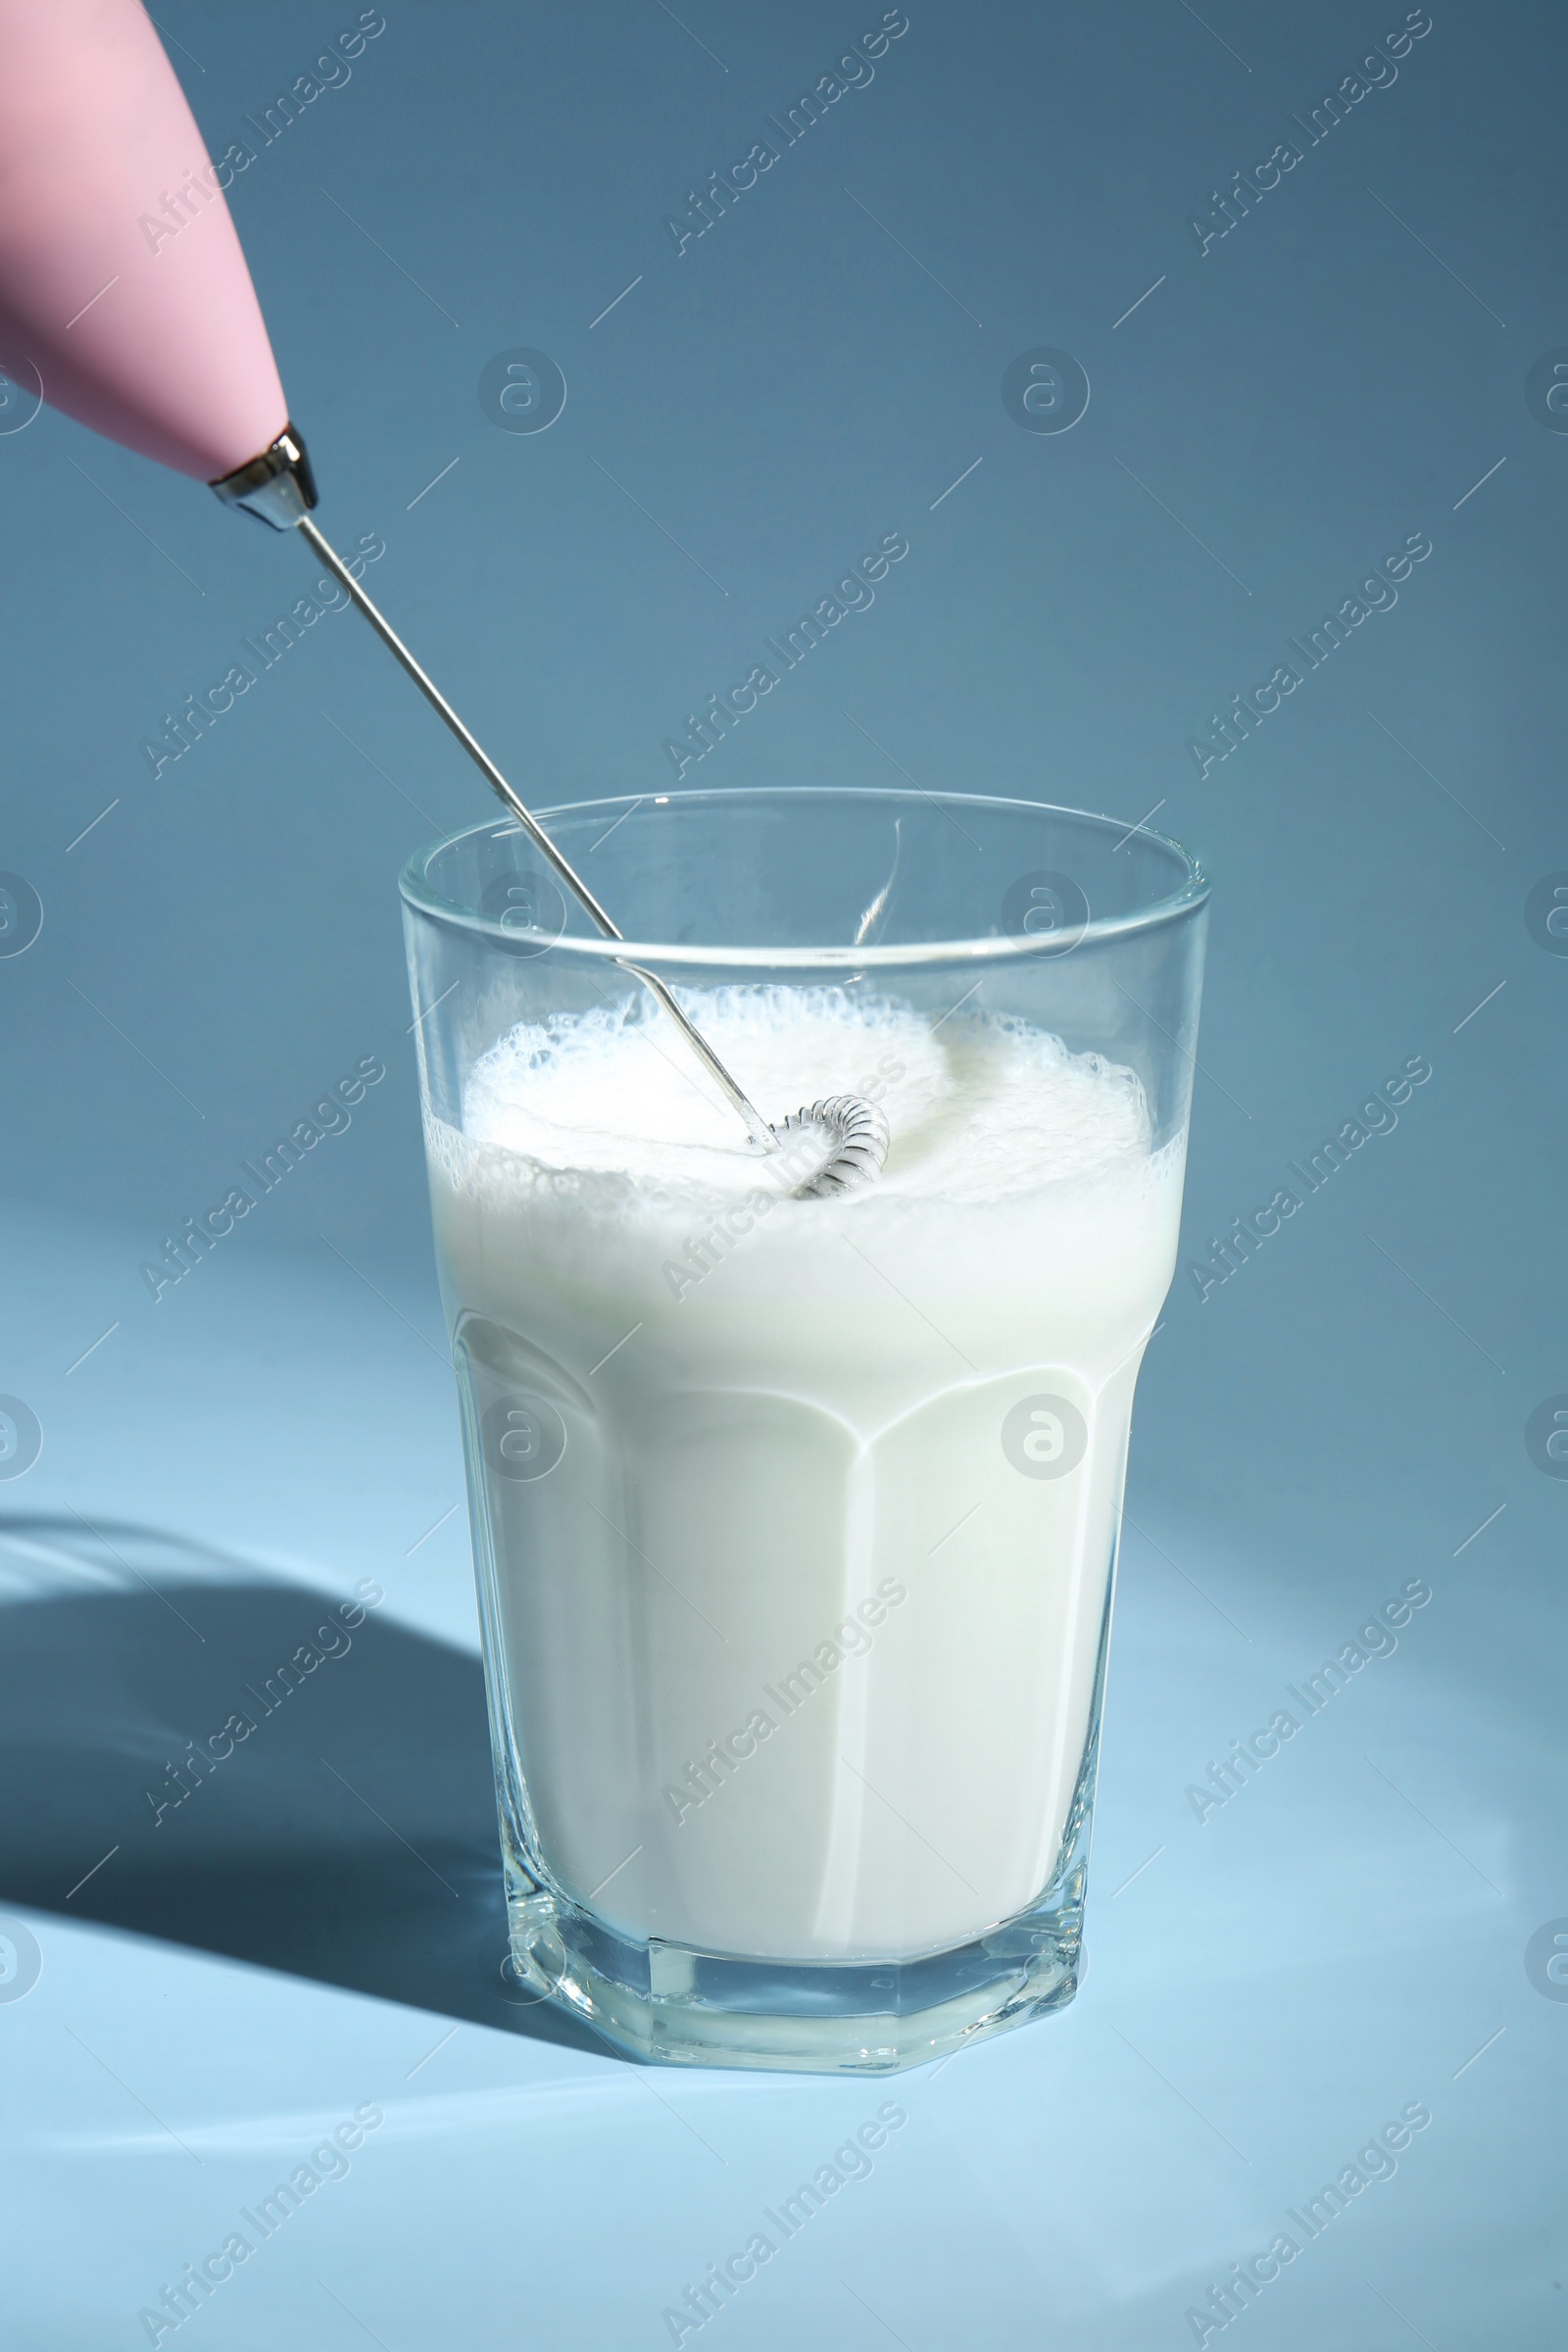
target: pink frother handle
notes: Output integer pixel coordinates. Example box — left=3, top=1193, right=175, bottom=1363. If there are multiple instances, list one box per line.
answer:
left=0, top=0, right=286, bottom=479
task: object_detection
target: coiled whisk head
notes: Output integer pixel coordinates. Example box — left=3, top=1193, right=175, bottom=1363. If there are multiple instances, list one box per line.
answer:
left=771, top=1095, right=891, bottom=1199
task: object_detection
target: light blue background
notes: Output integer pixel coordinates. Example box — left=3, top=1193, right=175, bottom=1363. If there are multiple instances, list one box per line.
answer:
left=1, top=2, right=1562, bottom=2344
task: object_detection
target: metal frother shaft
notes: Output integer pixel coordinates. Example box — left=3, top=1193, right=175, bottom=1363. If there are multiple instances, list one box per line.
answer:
left=213, top=429, right=770, bottom=1150
left=295, top=514, right=778, bottom=1157
left=211, top=428, right=890, bottom=1196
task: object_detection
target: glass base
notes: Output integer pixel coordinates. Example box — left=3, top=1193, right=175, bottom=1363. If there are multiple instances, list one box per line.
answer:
left=494, top=1592, right=1108, bottom=2073
left=503, top=1852, right=1088, bottom=2075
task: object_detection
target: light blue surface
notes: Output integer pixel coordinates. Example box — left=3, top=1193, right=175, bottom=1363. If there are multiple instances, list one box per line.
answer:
left=1, top=1, right=1563, bottom=2342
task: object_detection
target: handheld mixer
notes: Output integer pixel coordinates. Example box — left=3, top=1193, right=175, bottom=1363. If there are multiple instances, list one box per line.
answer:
left=0, top=0, right=889, bottom=1199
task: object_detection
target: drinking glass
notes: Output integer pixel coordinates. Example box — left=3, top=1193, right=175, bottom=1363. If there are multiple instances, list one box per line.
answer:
left=400, top=788, right=1207, bottom=2072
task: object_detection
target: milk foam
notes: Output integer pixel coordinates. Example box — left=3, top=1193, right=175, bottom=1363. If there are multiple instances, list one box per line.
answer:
left=461, top=985, right=1154, bottom=1203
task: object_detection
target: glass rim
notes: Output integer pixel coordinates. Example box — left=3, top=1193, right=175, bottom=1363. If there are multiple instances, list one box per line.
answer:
left=398, top=786, right=1209, bottom=970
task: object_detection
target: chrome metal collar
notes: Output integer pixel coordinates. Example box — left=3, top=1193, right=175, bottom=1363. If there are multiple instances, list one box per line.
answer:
left=210, top=422, right=318, bottom=529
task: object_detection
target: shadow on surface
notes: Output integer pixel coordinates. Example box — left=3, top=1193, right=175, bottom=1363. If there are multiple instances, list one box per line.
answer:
left=0, top=1515, right=608, bottom=2058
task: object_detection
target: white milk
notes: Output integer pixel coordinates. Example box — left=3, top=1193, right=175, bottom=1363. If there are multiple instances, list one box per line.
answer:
left=426, top=987, right=1183, bottom=1963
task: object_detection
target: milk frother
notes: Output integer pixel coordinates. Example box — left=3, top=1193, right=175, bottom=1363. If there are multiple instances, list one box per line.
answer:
left=0, top=0, right=887, bottom=1196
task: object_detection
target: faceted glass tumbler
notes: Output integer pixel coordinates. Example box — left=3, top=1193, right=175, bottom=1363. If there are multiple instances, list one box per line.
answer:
left=400, top=788, right=1207, bottom=2073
